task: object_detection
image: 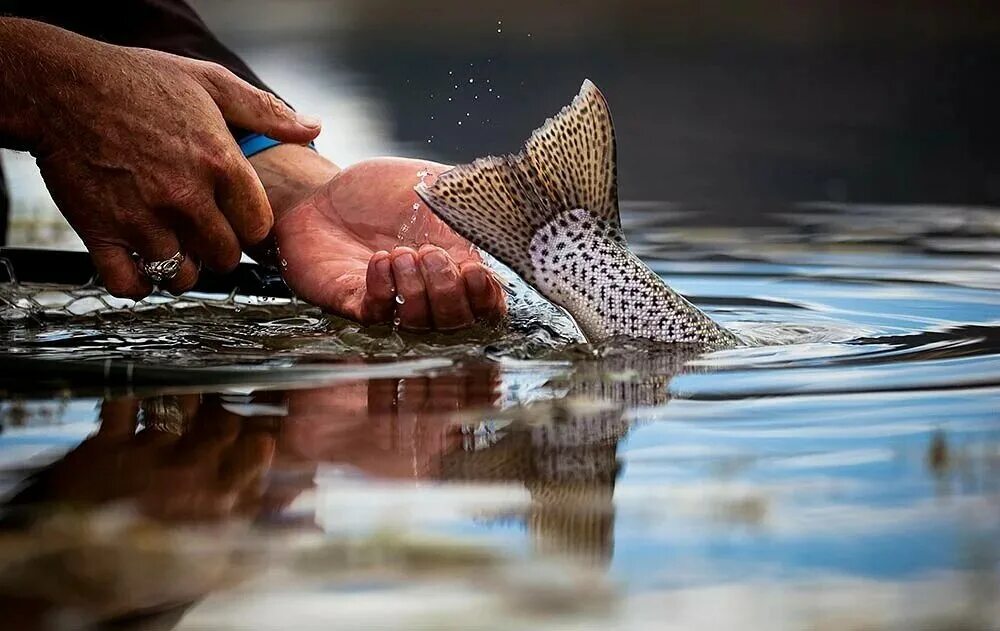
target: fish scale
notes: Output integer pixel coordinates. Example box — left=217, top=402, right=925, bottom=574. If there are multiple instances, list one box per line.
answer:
left=416, top=80, right=738, bottom=348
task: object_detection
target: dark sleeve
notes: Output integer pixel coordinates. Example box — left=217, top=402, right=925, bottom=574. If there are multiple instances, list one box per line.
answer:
left=2, top=0, right=279, bottom=143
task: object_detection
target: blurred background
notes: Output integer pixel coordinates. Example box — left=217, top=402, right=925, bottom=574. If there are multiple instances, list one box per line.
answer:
left=4, top=0, right=1000, bottom=247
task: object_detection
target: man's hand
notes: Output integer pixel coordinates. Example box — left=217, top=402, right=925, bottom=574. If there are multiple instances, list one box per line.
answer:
left=0, top=18, right=321, bottom=298
left=252, top=149, right=507, bottom=331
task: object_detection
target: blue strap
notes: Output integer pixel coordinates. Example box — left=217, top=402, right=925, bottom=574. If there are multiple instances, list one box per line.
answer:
left=239, top=133, right=316, bottom=158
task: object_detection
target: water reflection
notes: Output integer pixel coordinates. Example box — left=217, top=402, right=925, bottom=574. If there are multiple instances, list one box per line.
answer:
left=1, top=345, right=997, bottom=628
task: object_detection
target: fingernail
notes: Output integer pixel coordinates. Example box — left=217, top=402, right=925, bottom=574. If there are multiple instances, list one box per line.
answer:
left=393, top=252, right=417, bottom=275
left=295, top=112, right=322, bottom=128
left=376, top=256, right=391, bottom=279
left=423, top=250, right=449, bottom=274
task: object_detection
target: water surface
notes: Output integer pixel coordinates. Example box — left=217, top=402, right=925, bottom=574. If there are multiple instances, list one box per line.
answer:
left=0, top=203, right=998, bottom=630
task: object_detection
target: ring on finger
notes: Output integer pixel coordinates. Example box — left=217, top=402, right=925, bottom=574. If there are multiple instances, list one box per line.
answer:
left=137, top=251, right=185, bottom=283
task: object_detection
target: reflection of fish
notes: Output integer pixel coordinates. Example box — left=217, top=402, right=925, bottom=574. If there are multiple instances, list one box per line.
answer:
left=416, top=80, right=738, bottom=348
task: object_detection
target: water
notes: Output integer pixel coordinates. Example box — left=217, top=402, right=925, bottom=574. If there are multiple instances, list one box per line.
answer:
left=1, top=203, right=998, bottom=629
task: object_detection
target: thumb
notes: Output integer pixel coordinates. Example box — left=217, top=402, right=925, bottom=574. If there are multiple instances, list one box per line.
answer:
left=198, top=63, right=321, bottom=144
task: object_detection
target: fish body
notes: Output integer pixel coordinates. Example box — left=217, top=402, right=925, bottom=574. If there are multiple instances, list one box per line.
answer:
left=416, top=80, right=737, bottom=348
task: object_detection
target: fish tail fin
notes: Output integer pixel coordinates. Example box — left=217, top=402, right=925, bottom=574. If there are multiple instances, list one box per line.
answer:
left=415, top=79, right=620, bottom=282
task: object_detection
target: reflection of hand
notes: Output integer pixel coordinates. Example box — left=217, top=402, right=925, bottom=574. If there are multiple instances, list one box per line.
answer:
left=45, top=396, right=276, bottom=522
left=1, top=19, right=320, bottom=298
left=272, top=157, right=507, bottom=330
left=278, top=370, right=501, bottom=478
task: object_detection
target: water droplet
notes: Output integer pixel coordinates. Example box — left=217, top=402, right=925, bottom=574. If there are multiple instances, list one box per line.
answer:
left=488, top=88, right=493, bottom=92
left=528, top=33, right=532, bottom=38
left=497, top=28, right=502, bottom=33
left=465, top=112, right=470, bottom=117
left=468, top=78, right=474, bottom=83
left=474, top=95, right=479, bottom=100
left=280, top=259, right=288, bottom=268
left=458, top=121, right=463, bottom=126
left=447, top=97, right=452, bottom=102
left=448, top=70, right=453, bottom=75
left=395, top=294, right=406, bottom=305
left=412, top=203, right=420, bottom=211
left=427, top=139, right=432, bottom=143
left=430, top=115, right=435, bottom=120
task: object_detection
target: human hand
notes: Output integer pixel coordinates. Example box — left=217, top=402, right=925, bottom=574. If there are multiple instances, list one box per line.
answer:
left=270, top=157, right=507, bottom=331
left=20, top=22, right=320, bottom=297
left=277, top=368, right=502, bottom=478
left=42, top=396, right=276, bottom=522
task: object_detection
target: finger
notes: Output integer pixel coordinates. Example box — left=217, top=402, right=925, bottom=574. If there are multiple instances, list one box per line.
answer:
left=197, top=63, right=321, bottom=144
left=397, top=377, right=429, bottom=415
left=460, top=262, right=506, bottom=321
left=214, top=153, right=274, bottom=246
left=219, top=433, right=275, bottom=492
left=418, top=245, right=474, bottom=331
left=361, top=251, right=396, bottom=324
left=90, top=243, right=152, bottom=300
left=427, top=375, right=466, bottom=413
left=390, top=247, right=431, bottom=331
left=129, top=226, right=201, bottom=295
left=174, top=200, right=242, bottom=274
left=96, top=398, right=140, bottom=442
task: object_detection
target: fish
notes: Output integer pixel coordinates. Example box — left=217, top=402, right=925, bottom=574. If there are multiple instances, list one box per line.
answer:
left=415, top=80, right=738, bottom=348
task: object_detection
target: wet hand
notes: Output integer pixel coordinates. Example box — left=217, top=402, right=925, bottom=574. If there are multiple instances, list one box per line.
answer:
left=25, top=26, right=320, bottom=298
left=272, top=157, right=507, bottom=331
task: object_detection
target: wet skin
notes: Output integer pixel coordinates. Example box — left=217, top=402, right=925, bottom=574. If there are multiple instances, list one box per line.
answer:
left=269, top=156, right=507, bottom=331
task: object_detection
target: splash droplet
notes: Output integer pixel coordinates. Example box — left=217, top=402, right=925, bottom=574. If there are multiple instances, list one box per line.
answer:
left=395, top=294, right=406, bottom=305
left=393, top=316, right=401, bottom=327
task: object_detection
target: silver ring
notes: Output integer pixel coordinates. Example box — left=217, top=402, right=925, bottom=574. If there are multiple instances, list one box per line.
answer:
left=139, top=251, right=184, bottom=283
left=140, top=396, right=188, bottom=435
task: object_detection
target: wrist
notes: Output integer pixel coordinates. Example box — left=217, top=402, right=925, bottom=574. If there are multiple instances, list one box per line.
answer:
left=249, top=143, right=340, bottom=219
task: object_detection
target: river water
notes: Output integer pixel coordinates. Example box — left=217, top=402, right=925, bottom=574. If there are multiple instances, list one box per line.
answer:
left=0, top=201, right=997, bottom=630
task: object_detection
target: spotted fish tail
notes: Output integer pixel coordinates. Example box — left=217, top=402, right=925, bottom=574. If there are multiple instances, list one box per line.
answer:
left=414, top=79, right=620, bottom=285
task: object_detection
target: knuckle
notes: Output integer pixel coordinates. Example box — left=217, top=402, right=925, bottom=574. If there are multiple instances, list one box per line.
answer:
left=197, top=61, right=231, bottom=85
left=158, top=182, right=205, bottom=210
